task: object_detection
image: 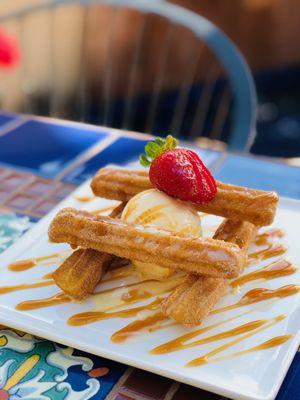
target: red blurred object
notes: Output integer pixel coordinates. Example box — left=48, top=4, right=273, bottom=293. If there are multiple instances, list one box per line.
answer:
left=0, top=28, right=20, bottom=69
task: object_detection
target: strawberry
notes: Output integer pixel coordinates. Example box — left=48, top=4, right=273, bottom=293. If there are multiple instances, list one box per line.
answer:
left=140, top=135, right=217, bottom=204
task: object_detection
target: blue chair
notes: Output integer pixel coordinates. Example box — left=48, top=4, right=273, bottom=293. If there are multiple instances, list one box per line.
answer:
left=0, top=0, right=257, bottom=151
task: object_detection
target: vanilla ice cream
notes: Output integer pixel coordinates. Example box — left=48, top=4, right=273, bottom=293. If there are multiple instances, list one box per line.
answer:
left=121, top=189, right=202, bottom=280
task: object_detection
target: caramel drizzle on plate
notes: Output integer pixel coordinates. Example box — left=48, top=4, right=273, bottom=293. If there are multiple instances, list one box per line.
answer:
left=150, top=305, right=272, bottom=354
left=108, top=283, right=300, bottom=347
left=212, top=284, right=300, bottom=315
left=6, top=224, right=297, bottom=365
left=42, top=272, right=54, bottom=280
left=92, top=205, right=118, bottom=215
left=8, top=253, right=59, bottom=272
left=68, top=298, right=162, bottom=326
left=111, top=312, right=167, bottom=343
left=207, top=334, right=292, bottom=365
left=254, top=229, right=284, bottom=246
left=16, top=292, right=70, bottom=311
left=101, top=265, right=136, bottom=284
left=249, top=243, right=287, bottom=261
left=231, top=260, right=297, bottom=288
left=75, top=195, right=95, bottom=202
left=113, top=283, right=300, bottom=347
left=187, top=314, right=286, bottom=366
left=16, top=276, right=182, bottom=312
left=0, top=280, right=54, bottom=295
left=155, top=318, right=273, bottom=359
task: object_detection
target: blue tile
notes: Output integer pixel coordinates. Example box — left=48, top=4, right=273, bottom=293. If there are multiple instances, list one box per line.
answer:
left=215, top=154, right=300, bottom=199
left=0, top=114, right=15, bottom=126
left=185, top=143, right=222, bottom=169
left=276, top=352, right=300, bottom=400
left=0, top=120, right=108, bottom=178
left=63, top=136, right=149, bottom=184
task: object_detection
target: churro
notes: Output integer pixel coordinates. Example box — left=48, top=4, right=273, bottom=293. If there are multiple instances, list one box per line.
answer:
left=91, top=168, right=278, bottom=226
left=48, top=208, right=246, bottom=279
left=213, top=219, right=257, bottom=248
left=53, top=249, right=114, bottom=301
left=161, top=220, right=257, bottom=326
left=53, top=203, right=126, bottom=300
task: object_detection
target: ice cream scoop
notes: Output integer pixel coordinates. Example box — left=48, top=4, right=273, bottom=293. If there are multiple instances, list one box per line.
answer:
left=121, top=188, right=202, bottom=280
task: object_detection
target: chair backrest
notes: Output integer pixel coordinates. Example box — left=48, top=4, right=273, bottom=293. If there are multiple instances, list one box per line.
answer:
left=0, top=0, right=257, bottom=151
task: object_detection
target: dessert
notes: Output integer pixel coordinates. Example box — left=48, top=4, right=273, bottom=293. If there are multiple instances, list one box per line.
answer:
left=48, top=135, right=279, bottom=328
left=91, top=168, right=278, bottom=226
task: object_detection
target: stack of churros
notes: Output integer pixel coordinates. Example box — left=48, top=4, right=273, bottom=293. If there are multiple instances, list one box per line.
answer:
left=49, top=140, right=278, bottom=327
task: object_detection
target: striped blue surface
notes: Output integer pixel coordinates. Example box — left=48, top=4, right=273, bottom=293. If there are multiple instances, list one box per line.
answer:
left=63, top=136, right=149, bottom=184
left=0, top=114, right=15, bottom=126
left=215, top=154, right=300, bottom=199
left=0, top=119, right=108, bottom=178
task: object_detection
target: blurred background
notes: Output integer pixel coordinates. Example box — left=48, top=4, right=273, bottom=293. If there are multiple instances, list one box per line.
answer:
left=1, top=0, right=300, bottom=159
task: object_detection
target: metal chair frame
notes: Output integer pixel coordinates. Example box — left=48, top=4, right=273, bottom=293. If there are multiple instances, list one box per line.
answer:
left=0, top=0, right=257, bottom=151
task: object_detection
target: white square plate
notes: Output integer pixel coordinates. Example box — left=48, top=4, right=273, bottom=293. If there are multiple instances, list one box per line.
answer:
left=0, top=176, right=300, bottom=400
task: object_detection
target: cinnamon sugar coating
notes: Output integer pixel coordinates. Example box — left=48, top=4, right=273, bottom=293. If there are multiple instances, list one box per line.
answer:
left=49, top=208, right=246, bottom=279
left=52, top=203, right=126, bottom=300
left=53, top=249, right=113, bottom=301
left=161, top=220, right=257, bottom=326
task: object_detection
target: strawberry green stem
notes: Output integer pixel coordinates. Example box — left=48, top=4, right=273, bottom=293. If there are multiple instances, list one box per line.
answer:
left=139, top=135, right=178, bottom=167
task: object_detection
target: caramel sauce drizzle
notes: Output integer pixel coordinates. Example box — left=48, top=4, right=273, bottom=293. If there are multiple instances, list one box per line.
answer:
left=149, top=321, right=178, bottom=333
left=75, top=195, right=95, bottom=202
left=212, top=284, right=300, bottom=315
left=209, top=335, right=293, bottom=365
left=0, top=280, right=54, bottom=295
left=92, top=205, right=118, bottom=215
left=8, top=223, right=296, bottom=365
left=134, top=205, right=167, bottom=225
left=162, top=319, right=268, bottom=356
left=91, top=276, right=183, bottom=313
left=68, top=298, right=162, bottom=326
left=111, top=312, right=167, bottom=343
left=113, top=292, right=279, bottom=346
left=122, top=201, right=138, bottom=220
left=101, top=265, right=136, bottom=284
left=254, top=229, right=284, bottom=246
left=187, top=314, right=286, bottom=367
left=42, top=272, right=54, bottom=280
left=16, top=292, right=69, bottom=310
left=150, top=306, right=269, bottom=354
left=249, top=243, right=287, bottom=261
left=8, top=253, right=59, bottom=272
left=16, top=276, right=182, bottom=312
left=231, top=260, right=296, bottom=288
